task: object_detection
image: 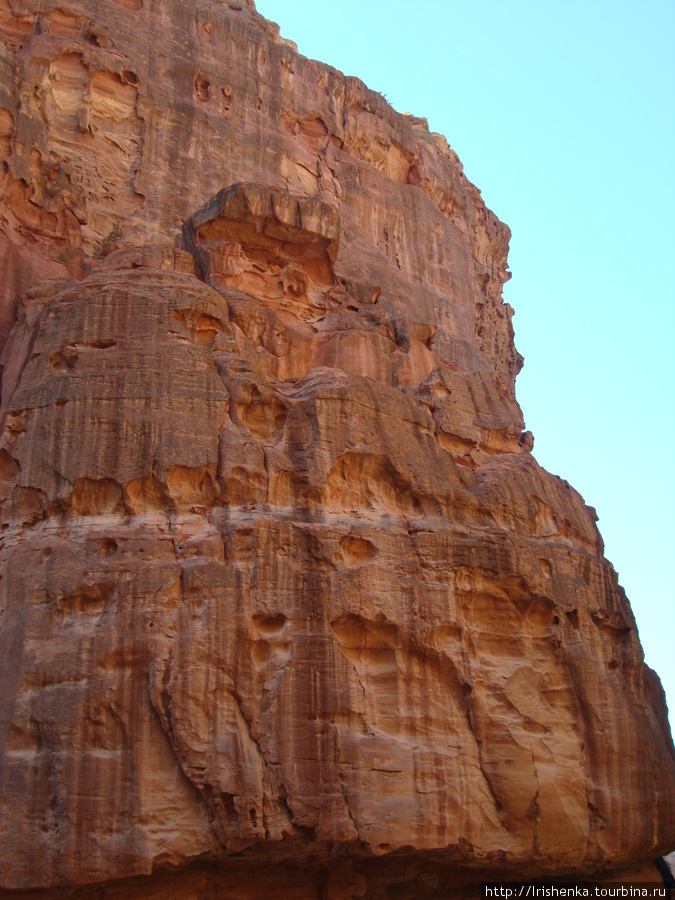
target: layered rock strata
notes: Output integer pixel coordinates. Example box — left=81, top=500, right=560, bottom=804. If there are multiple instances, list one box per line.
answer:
left=0, top=1, right=673, bottom=897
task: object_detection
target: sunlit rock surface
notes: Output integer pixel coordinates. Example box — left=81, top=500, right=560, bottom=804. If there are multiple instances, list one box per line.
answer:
left=0, top=1, right=673, bottom=897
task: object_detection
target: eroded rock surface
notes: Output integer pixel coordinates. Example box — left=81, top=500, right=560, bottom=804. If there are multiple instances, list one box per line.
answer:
left=0, top=1, right=673, bottom=898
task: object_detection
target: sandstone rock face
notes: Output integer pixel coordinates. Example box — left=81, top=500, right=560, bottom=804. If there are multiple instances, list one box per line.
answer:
left=0, top=2, right=673, bottom=898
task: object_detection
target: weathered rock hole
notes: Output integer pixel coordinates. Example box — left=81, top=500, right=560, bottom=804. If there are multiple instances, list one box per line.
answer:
left=166, top=465, right=219, bottom=510
left=69, top=478, right=122, bottom=517
left=437, top=432, right=477, bottom=456
left=197, top=329, right=218, bottom=345
left=566, top=609, right=580, bottom=628
left=299, top=116, right=328, bottom=137
left=240, top=396, right=289, bottom=442
left=195, top=314, right=222, bottom=346
left=591, top=610, right=631, bottom=642
left=84, top=339, right=117, bottom=349
left=608, top=659, right=618, bottom=671
left=331, top=615, right=399, bottom=660
left=324, top=452, right=418, bottom=514
left=522, top=598, right=559, bottom=636
left=99, top=537, right=118, bottom=558
left=252, top=612, right=287, bottom=635
left=340, top=534, right=378, bottom=566
left=195, top=75, right=211, bottom=102
left=382, top=840, right=404, bottom=855
left=220, top=462, right=267, bottom=506
left=120, top=69, right=138, bottom=86
left=48, top=348, right=77, bottom=370
left=455, top=455, right=476, bottom=469
left=0, top=450, right=20, bottom=496
left=124, top=475, right=169, bottom=516
left=331, top=613, right=366, bottom=650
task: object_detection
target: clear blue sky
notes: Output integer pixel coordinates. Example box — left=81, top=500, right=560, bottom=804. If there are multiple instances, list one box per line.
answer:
left=255, top=0, right=675, bottom=729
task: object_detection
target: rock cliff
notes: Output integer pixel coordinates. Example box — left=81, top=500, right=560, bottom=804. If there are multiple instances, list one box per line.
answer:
left=0, top=1, right=673, bottom=898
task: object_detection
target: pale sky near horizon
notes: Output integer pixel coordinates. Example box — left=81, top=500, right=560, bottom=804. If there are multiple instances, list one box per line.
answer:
left=255, top=0, right=675, bottom=727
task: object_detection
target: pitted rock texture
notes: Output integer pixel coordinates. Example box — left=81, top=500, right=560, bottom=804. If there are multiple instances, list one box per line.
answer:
left=0, top=0, right=520, bottom=391
left=0, top=2, right=674, bottom=899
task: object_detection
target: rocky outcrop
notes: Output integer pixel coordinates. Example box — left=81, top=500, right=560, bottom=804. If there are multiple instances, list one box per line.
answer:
left=0, top=1, right=673, bottom=898
left=0, top=0, right=521, bottom=391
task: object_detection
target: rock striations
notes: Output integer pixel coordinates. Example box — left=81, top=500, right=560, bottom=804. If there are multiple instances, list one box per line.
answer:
left=0, top=1, right=673, bottom=897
